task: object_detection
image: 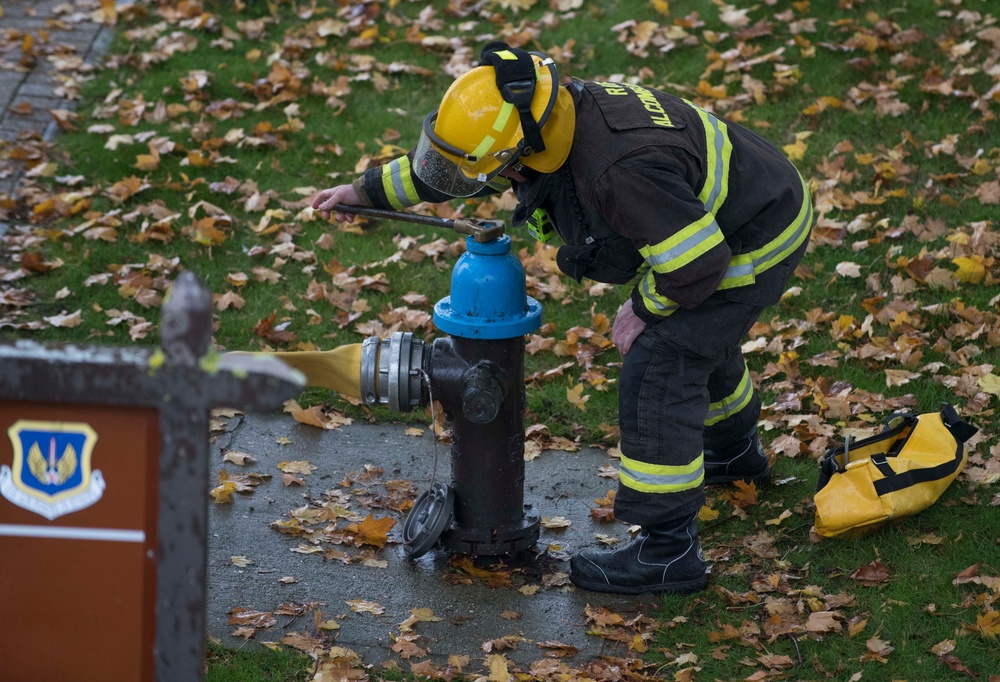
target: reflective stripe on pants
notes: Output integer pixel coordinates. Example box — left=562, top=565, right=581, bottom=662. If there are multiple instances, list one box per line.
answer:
left=615, top=297, right=764, bottom=526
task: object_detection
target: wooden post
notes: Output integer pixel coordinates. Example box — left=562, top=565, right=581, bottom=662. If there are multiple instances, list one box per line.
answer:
left=0, top=272, right=304, bottom=682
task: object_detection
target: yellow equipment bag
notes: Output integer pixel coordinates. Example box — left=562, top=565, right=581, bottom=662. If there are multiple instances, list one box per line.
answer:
left=814, top=404, right=977, bottom=539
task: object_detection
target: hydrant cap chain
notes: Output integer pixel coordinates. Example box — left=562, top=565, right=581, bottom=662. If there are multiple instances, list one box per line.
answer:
left=434, top=235, right=542, bottom=339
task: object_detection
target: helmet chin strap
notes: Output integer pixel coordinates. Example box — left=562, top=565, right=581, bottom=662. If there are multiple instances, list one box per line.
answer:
left=478, top=41, right=558, bottom=159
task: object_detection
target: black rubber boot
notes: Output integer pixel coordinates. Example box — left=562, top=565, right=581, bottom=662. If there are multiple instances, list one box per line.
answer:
left=569, top=512, right=707, bottom=595
left=704, top=427, right=771, bottom=486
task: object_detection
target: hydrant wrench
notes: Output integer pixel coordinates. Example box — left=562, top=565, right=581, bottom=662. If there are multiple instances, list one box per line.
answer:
left=333, top=203, right=505, bottom=243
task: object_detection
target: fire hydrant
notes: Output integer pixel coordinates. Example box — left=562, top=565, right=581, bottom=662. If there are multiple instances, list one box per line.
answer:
left=360, top=230, right=542, bottom=558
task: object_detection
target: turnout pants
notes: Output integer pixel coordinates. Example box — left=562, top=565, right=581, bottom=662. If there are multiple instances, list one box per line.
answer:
left=615, top=296, right=766, bottom=526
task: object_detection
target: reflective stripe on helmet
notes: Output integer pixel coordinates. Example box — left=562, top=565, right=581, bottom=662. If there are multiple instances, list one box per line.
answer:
left=412, top=128, right=518, bottom=197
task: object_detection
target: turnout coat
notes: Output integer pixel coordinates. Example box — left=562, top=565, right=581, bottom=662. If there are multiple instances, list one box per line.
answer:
left=354, top=78, right=812, bottom=327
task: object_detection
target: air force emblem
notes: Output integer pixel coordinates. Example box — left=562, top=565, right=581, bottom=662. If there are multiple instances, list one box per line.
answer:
left=1, top=420, right=104, bottom=520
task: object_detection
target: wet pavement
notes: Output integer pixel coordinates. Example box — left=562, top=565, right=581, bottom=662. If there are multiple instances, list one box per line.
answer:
left=205, top=411, right=662, bottom=670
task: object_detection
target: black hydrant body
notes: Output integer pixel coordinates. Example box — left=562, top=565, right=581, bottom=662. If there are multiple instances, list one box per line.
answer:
left=428, top=336, right=537, bottom=556
left=360, top=232, right=543, bottom=557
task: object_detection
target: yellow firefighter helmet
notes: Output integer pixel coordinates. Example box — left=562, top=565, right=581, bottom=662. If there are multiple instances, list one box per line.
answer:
left=412, top=43, right=576, bottom=196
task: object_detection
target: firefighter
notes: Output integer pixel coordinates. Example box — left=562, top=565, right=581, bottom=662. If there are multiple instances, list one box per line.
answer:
left=312, top=42, right=813, bottom=595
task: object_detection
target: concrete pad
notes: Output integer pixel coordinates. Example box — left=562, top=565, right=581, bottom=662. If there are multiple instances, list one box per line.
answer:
left=206, top=412, right=662, bottom=670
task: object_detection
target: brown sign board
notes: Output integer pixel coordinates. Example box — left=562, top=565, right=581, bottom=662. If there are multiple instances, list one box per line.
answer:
left=0, top=273, right=304, bottom=681
left=0, top=403, right=159, bottom=680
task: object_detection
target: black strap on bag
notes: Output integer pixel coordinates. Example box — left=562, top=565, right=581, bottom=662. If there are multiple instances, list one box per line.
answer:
left=941, top=402, right=979, bottom=443
left=816, top=414, right=915, bottom=490
left=479, top=41, right=547, bottom=155
left=872, top=403, right=978, bottom=496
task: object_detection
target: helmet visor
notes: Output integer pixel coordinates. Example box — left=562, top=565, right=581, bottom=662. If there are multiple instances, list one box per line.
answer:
left=412, top=111, right=519, bottom=197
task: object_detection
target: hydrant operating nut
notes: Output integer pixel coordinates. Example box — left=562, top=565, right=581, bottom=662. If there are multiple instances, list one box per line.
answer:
left=460, top=365, right=504, bottom=424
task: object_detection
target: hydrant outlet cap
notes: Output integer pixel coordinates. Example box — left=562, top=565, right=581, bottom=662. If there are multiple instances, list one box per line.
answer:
left=403, top=482, right=455, bottom=559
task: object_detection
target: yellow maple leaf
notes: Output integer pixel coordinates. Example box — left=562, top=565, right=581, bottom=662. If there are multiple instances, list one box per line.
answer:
left=277, top=460, right=317, bottom=475
left=978, top=373, right=1000, bottom=398
left=783, top=136, right=809, bottom=161
left=696, top=80, right=727, bottom=99
left=698, top=505, right=720, bottom=522
left=977, top=610, right=1000, bottom=638
left=566, top=383, right=589, bottom=412
left=346, top=599, right=385, bottom=615
left=952, top=256, right=986, bottom=284
left=487, top=654, right=510, bottom=682
left=134, top=150, right=160, bottom=171
left=210, top=480, right=238, bottom=504
left=765, top=509, right=793, bottom=526
left=353, top=514, right=395, bottom=548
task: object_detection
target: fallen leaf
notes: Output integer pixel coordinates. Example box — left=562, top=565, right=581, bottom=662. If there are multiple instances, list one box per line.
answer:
left=806, top=611, right=843, bottom=633
left=540, top=516, right=572, bottom=529
left=222, top=450, right=256, bottom=466
left=277, top=460, right=317, bottom=475
left=566, top=383, right=589, bottom=412
left=346, top=599, right=385, bottom=615
left=351, top=514, right=395, bottom=548
left=850, top=561, right=890, bottom=585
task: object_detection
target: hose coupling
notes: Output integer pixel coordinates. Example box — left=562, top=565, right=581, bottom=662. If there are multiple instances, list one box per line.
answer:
left=360, top=332, right=428, bottom=412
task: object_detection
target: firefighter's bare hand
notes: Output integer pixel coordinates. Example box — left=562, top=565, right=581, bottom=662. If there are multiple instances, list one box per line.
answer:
left=611, top=299, right=646, bottom=356
left=312, top=184, right=360, bottom=222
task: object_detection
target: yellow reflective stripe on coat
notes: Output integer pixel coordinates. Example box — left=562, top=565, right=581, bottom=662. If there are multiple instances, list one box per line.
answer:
left=618, top=453, right=705, bottom=493
left=380, top=157, right=420, bottom=209
left=686, top=99, right=732, bottom=215
left=637, top=174, right=812, bottom=318
left=716, top=173, right=812, bottom=290
left=704, top=366, right=753, bottom=426
left=640, top=212, right=725, bottom=274
left=637, top=268, right=680, bottom=317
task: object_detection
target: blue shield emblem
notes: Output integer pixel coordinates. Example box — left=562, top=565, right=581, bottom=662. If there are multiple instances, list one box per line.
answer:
left=1, top=420, right=104, bottom=520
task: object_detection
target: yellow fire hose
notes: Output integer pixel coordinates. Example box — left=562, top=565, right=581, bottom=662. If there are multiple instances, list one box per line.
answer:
left=229, top=344, right=363, bottom=398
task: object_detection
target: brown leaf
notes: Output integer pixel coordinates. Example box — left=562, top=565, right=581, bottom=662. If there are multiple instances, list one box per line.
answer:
left=280, top=631, right=326, bottom=655
left=222, top=450, right=256, bottom=466
left=227, top=607, right=276, bottom=629
left=850, top=561, right=891, bottom=585
left=390, top=633, right=426, bottom=659
left=281, top=473, right=305, bottom=486
left=537, top=641, right=578, bottom=658
left=806, top=611, right=844, bottom=632
left=729, top=480, right=759, bottom=508
left=345, top=599, right=385, bottom=615
left=585, top=605, right=624, bottom=627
